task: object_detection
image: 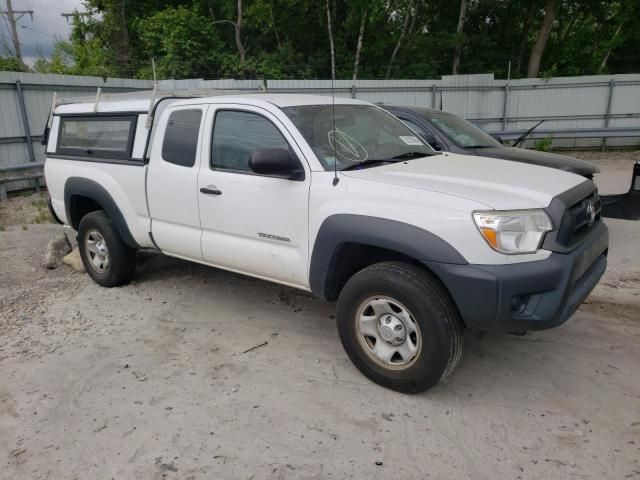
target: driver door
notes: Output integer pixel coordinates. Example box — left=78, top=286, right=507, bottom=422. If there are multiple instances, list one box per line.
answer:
left=197, top=105, right=310, bottom=288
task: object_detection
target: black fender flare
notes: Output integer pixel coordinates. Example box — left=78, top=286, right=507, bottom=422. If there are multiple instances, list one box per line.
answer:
left=64, top=177, right=140, bottom=249
left=309, top=214, right=467, bottom=299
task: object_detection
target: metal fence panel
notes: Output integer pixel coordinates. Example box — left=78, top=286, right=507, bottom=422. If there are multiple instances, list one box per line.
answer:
left=0, top=71, right=639, bottom=195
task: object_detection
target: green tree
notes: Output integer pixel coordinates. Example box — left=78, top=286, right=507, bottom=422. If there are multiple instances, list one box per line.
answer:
left=38, top=0, right=640, bottom=80
left=138, top=5, right=224, bottom=79
left=0, top=56, right=28, bottom=72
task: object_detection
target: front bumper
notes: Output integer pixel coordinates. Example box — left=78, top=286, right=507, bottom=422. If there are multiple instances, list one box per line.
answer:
left=424, top=221, right=609, bottom=332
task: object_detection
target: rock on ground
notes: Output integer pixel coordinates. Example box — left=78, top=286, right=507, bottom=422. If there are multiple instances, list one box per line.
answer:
left=63, top=248, right=85, bottom=273
left=42, top=231, right=71, bottom=269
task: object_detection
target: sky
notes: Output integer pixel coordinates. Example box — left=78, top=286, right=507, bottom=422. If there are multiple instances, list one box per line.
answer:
left=0, top=0, right=84, bottom=65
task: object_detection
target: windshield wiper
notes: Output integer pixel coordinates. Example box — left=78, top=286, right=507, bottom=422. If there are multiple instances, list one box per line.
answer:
left=342, top=151, right=434, bottom=171
left=341, top=159, right=400, bottom=171
left=512, top=119, right=545, bottom=147
left=390, top=151, right=433, bottom=160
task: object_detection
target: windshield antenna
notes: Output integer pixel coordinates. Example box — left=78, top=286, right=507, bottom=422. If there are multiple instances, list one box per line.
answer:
left=328, top=0, right=339, bottom=186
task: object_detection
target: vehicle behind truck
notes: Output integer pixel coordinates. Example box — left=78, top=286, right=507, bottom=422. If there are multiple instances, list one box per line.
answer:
left=381, top=104, right=640, bottom=220
left=44, top=90, right=608, bottom=393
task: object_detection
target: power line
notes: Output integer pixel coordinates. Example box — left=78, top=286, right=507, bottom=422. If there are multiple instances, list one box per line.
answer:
left=0, top=25, right=40, bottom=51
left=20, top=23, right=58, bottom=39
left=20, top=0, right=64, bottom=14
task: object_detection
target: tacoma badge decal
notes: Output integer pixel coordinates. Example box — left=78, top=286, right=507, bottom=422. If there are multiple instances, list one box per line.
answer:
left=258, top=232, right=291, bottom=243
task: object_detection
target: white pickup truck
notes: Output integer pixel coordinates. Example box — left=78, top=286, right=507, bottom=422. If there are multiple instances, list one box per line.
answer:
left=44, top=91, right=608, bottom=393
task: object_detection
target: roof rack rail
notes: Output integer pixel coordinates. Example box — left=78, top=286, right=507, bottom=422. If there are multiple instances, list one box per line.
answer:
left=55, top=87, right=253, bottom=108
left=55, top=86, right=256, bottom=128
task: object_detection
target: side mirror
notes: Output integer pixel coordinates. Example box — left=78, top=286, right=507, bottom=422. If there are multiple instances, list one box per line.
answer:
left=423, top=133, right=442, bottom=151
left=249, top=148, right=304, bottom=180
left=490, top=134, right=504, bottom=144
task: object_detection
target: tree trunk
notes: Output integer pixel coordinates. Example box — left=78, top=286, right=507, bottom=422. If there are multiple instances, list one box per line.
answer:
left=515, top=0, right=535, bottom=76
left=386, top=0, right=414, bottom=79
left=452, top=0, right=467, bottom=75
left=527, top=0, right=557, bottom=78
left=112, top=0, right=131, bottom=75
left=352, top=11, right=367, bottom=81
left=326, top=0, right=336, bottom=80
left=235, top=0, right=246, bottom=62
left=270, top=0, right=281, bottom=49
left=597, top=17, right=624, bottom=74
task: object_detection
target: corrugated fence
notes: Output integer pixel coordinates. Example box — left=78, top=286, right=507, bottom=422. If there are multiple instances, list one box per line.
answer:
left=1, top=71, right=639, bottom=195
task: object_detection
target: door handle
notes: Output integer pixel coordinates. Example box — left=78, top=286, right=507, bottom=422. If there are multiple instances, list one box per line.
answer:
left=200, top=187, right=222, bottom=196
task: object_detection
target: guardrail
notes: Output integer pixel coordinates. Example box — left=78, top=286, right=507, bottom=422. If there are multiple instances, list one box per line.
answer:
left=0, top=162, right=45, bottom=201
left=493, top=126, right=640, bottom=141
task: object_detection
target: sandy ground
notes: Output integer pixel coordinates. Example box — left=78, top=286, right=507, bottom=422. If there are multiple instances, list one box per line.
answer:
left=0, top=152, right=639, bottom=480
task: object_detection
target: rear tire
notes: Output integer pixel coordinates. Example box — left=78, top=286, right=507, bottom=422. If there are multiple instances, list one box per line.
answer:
left=336, top=261, right=463, bottom=393
left=77, top=210, right=136, bottom=287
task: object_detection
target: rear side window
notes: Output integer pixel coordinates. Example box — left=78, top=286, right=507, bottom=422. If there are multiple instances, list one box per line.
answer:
left=211, top=110, right=289, bottom=172
left=57, top=115, right=136, bottom=159
left=162, top=109, right=203, bottom=167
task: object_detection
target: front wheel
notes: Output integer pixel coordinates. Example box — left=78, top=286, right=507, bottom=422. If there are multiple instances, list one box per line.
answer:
left=336, top=262, right=463, bottom=393
left=77, top=210, right=136, bottom=287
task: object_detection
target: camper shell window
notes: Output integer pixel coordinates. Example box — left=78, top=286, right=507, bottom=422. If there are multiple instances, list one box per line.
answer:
left=56, top=115, right=137, bottom=160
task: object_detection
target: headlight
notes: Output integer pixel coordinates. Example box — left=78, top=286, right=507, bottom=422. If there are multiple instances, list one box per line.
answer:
left=473, top=209, right=553, bottom=254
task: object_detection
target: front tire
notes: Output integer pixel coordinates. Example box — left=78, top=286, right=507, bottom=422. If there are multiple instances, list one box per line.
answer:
left=77, top=210, right=136, bottom=287
left=336, top=262, right=463, bottom=393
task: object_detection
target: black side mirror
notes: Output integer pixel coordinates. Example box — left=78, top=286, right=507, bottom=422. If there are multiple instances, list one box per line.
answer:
left=249, top=148, right=304, bottom=180
left=423, top=133, right=442, bottom=151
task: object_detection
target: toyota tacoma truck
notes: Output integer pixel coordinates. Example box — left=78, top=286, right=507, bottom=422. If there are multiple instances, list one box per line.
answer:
left=43, top=91, right=608, bottom=393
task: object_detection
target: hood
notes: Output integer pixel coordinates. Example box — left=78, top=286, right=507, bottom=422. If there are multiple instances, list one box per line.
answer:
left=471, top=146, right=599, bottom=178
left=341, top=152, right=588, bottom=210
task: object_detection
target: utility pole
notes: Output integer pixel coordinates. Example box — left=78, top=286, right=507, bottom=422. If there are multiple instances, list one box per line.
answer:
left=61, top=11, right=91, bottom=22
left=0, top=0, right=33, bottom=63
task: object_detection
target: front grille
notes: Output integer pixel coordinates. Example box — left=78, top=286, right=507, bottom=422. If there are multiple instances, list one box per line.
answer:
left=542, top=181, right=604, bottom=253
left=567, top=190, right=602, bottom=239
left=555, top=190, right=602, bottom=248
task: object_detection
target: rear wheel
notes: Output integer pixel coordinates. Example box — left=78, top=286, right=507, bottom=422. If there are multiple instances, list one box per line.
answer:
left=336, top=262, right=463, bottom=393
left=78, top=210, right=136, bottom=287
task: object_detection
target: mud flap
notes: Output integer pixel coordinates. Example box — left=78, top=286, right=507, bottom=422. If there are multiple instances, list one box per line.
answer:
left=601, top=161, right=640, bottom=220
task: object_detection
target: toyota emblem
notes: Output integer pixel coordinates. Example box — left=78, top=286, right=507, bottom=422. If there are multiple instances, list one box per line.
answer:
left=585, top=200, right=596, bottom=226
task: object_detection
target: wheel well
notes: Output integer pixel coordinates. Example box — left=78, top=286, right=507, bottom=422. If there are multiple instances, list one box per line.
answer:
left=323, top=243, right=426, bottom=301
left=68, top=195, right=103, bottom=230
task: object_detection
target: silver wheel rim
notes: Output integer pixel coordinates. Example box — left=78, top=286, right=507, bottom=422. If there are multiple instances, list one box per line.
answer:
left=355, top=296, right=422, bottom=370
left=85, top=229, right=110, bottom=273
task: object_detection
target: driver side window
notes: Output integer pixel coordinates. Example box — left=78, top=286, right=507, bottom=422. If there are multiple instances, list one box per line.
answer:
left=211, top=110, right=290, bottom=172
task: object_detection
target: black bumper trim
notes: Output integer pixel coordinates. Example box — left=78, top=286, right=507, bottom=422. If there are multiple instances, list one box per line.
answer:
left=424, top=221, right=608, bottom=332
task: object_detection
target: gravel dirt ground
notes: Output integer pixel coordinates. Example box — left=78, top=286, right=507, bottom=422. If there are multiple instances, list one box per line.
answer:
left=0, top=151, right=639, bottom=480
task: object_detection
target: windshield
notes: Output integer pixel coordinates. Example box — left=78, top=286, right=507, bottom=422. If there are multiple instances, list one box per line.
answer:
left=282, top=104, right=434, bottom=170
left=420, top=111, right=500, bottom=148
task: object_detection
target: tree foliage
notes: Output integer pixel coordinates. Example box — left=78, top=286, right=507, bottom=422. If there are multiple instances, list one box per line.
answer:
left=17, top=0, right=640, bottom=79
left=137, top=5, right=224, bottom=79
left=0, top=56, right=28, bottom=72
